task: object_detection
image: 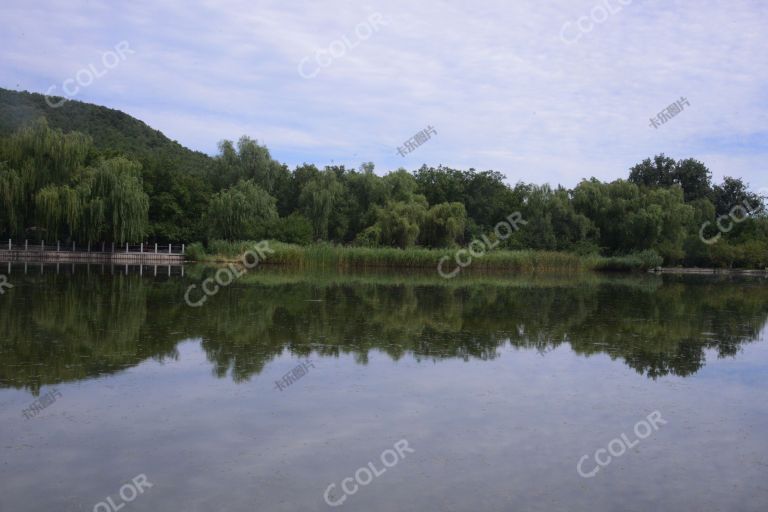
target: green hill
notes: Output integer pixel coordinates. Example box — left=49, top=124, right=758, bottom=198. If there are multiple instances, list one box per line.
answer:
left=0, top=88, right=215, bottom=241
left=0, top=88, right=212, bottom=174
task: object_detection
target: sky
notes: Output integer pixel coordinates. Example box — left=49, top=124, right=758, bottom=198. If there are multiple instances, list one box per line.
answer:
left=1, top=0, right=767, bottom=188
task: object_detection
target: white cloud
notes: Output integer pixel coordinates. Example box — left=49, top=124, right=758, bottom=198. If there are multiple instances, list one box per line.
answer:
left=1, top=0, right=766, bottom=186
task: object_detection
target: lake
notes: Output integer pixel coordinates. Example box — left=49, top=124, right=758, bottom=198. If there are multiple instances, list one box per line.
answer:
left=1, top=264, right=767, bottom=511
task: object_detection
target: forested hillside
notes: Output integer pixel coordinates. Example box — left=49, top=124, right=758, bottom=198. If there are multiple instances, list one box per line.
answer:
left=1, top=88, right=766, bottom=268
left=0, top=88, right=213, bottom=241
left=0, top=88, right=211, bottom=171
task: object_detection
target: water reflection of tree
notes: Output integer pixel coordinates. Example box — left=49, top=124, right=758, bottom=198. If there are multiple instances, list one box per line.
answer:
left=0, top=272, right=181, bottom=394
left=1, top=272, right=767, bottom=391
left=564, top=280, right=768, bottom=377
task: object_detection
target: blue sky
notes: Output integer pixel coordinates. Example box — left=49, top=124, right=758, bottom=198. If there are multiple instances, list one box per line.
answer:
left=1, top=0, right=766, bottom=188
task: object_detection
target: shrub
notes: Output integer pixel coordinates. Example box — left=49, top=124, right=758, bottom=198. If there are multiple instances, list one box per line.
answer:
left=635, top=249, right=663, bottom=269
left=271, top=213, right=313, bottom=244
left=185, top=242, right=206, bottom=261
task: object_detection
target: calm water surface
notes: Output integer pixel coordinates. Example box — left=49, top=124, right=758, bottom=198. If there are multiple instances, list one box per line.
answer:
left=1, top=264, right=767, bottom=511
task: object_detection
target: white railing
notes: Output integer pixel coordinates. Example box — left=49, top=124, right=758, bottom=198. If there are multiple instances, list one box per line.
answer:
left=1, top=240, right=185, bottom=254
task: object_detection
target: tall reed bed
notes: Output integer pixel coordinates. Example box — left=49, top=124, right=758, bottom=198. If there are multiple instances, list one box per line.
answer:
left=191, top=241, right=641, bottom=273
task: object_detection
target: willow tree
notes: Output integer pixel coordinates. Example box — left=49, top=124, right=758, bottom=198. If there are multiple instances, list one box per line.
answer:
left=420, top=202, right=467, bottom=248
left=371, top=197, right=428, bottom=248
left=34, top=185, right=81, bottom=240
left=204, top=180, right=278, bottom=240
left=0, top=118, right=91, bottom=189
left=0, top=119, right=92, bottom=239
left=0, top=164, right=25, bottom=236
left=81, top=157, right=149, bottom=243
left=212, top=136, right=286, bottom=194
left=298, top=171, right=343, bottom=240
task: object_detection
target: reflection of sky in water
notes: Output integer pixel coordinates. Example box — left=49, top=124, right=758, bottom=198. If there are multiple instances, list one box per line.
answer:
left=1, top=270, right=768, bottom=511
left=697, top=327, right=768, bottom=387
left=2, top=333, right=767, bottom=512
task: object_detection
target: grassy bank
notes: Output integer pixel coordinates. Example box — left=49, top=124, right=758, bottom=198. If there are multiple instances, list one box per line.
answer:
left=183, top=263, right=666, bottom=292
left=187, top=241, right=663, bottom=273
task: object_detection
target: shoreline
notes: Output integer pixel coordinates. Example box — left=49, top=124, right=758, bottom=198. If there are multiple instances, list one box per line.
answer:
left=186, top=241, right=662, bottom=273
left=4, top=242, right=767, bottom=275
left=650, top=267, right=768, bottom=275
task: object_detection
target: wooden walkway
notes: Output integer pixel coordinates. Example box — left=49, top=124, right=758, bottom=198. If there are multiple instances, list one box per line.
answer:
left=0, top=241, right=186, bottom=264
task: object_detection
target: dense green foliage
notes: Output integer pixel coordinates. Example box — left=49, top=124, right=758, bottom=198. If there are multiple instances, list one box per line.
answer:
left=0, top=120, right=149, bottom=242
left=3, top=268, right=767, bottom=392
left=204, top=179, right=277, bottom=240
left=0, top=89, right=212, bottom=242
left=1, top=88, right=766, bottom=267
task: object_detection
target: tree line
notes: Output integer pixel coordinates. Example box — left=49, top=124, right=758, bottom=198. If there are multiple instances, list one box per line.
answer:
left=1, top=119, right=766, bottom=267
